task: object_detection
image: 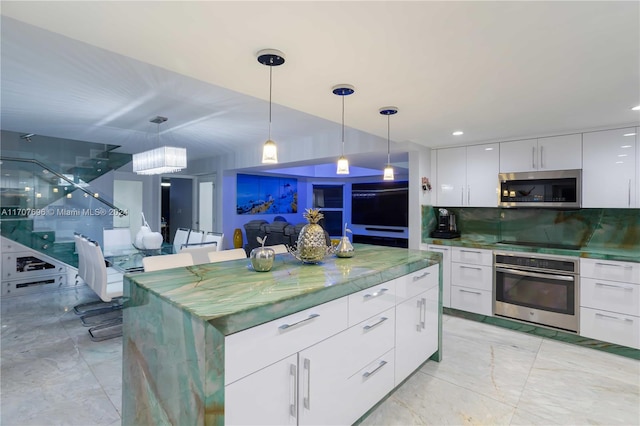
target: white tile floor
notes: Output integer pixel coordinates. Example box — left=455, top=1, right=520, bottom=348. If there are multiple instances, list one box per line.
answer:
left=2, top=286, right=639, bottom=425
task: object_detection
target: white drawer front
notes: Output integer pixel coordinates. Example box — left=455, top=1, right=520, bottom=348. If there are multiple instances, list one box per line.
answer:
left=451, top=247, right=493, bottom=266
left=348, top=280, right=397, bottom=326
left=581, top=259, right=640, bottom=284
left=225, top=297, right=348, bottom=385
left=396, top=265, right=439, bottom=302
left=451, top=263, right=493, bottom=291
left=581, top=277, right=640, bottom=317
left=450, top=286, right=493, bottom=316
left=580, top=307, right=640, bottom=349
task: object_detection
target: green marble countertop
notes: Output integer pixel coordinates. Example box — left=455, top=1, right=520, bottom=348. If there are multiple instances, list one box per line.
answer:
left=125, top=243, right=441, bottom=335
left=423, top=236, right=639, bottom=263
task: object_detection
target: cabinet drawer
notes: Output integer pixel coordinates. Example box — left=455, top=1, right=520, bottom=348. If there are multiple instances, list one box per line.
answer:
left=580, top=307, right=639, bottom=349
left=580, top=259, right=640, bottom=284
left=581, top=277, right=640, bottom=317
left=225, top=297, right=348, bottom=385
left=450, top=285, right=493, bottom=316
left=348, top=280, right=397, bottom=326
left=451, top=247, right=493, bottom=266
left=396, top=265, right=439, bottom=303
left=451, top=263, right=493, bottom=291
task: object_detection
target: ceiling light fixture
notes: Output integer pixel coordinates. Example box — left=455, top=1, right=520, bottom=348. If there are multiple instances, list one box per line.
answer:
left=333, top=84, right=355, bottom=175
left=452, top=130, right=464, bottom=136
left=632, top=105, right=640, bottom=111
left=132, top=116, right=187, bottom=175
left=379, top=106, right=398, bottom=181
left=257, top=49, right=285, bottom=164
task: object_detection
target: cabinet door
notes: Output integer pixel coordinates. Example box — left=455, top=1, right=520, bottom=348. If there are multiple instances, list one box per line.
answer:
left=537, top=134, right=582, bottom=171
left=580, top=307, right=639, bottom=349
left=427, top=245, right=451, bottom=308
left=499, top=139, right=538, bottom=172
left=583, top=128, right=637, bottom=208
left=395, top=286, right=438, bottom=385
left=466, top=143, right=499, bottom=206
left=436, top=147, right=466, bottom=206
left=225, top=354, right=298, bottom=426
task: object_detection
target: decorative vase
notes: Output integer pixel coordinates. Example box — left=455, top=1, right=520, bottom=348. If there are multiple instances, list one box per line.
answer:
left=250, top=247, right=275, bottom=272
left=143, top=232, right=163, bottom=250
left=233, top=228, right=243, bottom=249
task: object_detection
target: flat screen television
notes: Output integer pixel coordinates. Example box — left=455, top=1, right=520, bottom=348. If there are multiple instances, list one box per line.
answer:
left=351, top=181, right=409, bottom=227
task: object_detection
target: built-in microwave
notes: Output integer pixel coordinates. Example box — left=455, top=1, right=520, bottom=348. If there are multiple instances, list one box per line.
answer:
left=498, top=169, right=581, bottom=208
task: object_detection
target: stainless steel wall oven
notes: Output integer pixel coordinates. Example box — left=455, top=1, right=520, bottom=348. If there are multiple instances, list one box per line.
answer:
left=494, top=252, right=579, bottom=332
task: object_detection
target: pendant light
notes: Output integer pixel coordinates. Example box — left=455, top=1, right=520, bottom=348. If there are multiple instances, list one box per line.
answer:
left=257, top=49, right=285, bottom=164
left=133, top=116, right=187, bottom=175
left=379, top=107, right=398, bottom=181
left=332, top=84, right=355, bottom=175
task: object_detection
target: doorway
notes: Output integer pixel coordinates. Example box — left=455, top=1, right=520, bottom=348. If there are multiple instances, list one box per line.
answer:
left=198, top=173, right=217, bottom=233
left=161, top=177, right=193, bottom=244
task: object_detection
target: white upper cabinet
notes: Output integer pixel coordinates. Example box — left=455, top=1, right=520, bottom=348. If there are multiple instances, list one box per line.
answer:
left=582, top=127, right=637, bottom=208
left=499, top=134, right=582, bottom=172
left=436, top=143, right=499, bottom=207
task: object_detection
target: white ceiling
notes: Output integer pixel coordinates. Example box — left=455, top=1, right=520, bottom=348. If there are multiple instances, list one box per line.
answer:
left=1, top=1, right=639, bottom=173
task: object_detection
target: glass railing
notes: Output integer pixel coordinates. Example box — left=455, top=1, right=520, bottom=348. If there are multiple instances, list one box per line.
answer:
left=0, top=157, right=130, bottom=266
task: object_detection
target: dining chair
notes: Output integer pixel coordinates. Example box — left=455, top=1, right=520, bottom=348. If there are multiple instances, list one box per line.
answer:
left=269, top=244, right=289, bottom=254
left=180, top=245, right=217, bottom=265
left=203, top=232, right=224, bottom=251
left=103, top=227, right=134, bottom=256
left=187, top=229, right=205, bottom=246
left=142, top=252, right=194, bottom=272
left=173, top=227, right=190, bottom=253
left=207, top=248, right=247, bottom=263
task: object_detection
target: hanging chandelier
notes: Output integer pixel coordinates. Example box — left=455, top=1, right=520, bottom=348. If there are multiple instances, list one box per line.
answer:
left=379, top=107, right=398, bottom=181
left=257, top=49, right=285, bottom=164
left=333, top=84, right=355, bottom=175
left=132, top=116, right=186, bottom=175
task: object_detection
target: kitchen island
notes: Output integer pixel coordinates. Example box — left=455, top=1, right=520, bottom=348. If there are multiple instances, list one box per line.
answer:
left=122, top=244, right=442, bottom=425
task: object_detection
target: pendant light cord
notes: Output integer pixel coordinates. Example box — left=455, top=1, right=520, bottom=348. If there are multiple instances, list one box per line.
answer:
left=341, top=95, right=345, bottom=156
left=387, top=115, right=391, bottom=164
left=268, top=64, right=273, bottom=140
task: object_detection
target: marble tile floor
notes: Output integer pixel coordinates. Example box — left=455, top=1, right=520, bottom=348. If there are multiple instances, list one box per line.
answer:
left=2, top=286, right=639, bottom=426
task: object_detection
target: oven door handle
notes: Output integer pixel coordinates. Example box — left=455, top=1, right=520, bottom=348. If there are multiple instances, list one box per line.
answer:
left=495, top=267, right=575, bottom=282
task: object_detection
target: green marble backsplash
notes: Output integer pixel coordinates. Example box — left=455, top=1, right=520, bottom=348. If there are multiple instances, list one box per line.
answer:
left=422, top=206, right=640, bottom=251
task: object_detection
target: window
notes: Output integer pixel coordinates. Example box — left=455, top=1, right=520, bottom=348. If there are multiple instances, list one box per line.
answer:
left=312, top=185, right=344, bottom=237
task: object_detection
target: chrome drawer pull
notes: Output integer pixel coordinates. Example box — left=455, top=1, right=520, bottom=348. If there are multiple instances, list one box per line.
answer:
left=363, top=316, right=388, bottom=331
left=459, top=265, right=482, bottom=271
left=289, top=364, right=298, bottom=418
left=595, top=313, right=633, bottom=322
left=363, top=288, right=388, bottom=299
left=595, top=282, right=634, bottom=291
left=363, top=360, right=387, bottom=378
left=303, top=358, right=311, bottom=409
left=460, top=249, right=481, bottom=254
left=595, top=262, right=632, bottom=269
left=459, top=289, right=482, bottom=295
left=279, top=313, right=320, bottom=332
left=412, top=271, right=430, bottom=281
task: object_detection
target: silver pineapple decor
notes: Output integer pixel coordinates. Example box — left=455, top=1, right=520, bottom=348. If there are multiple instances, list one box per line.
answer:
left=289, top=208, right=330, bottom=263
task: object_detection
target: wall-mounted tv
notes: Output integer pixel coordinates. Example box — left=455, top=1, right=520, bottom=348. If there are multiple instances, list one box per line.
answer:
left=351, top=181, right=409, bottom=227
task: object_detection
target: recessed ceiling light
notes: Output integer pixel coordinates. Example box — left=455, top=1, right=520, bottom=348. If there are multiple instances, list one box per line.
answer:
left=484, top=147, right=494, bottom=151
left=452, top=131, right=464, bottom=136
left=621, top=145, right=632, bottom=148
left=632, top=105, right=640, bottom=111
left=623, top=133, right=636, bottom=137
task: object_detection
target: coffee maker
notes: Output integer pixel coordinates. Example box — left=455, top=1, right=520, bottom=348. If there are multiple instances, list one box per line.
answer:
left=430, top=208, right=460, bottom=239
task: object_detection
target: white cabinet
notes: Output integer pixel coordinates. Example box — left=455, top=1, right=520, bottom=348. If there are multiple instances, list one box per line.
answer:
left=580, top=258, right=640, bottom=349
left=582, top=128, right=637, bottom=208
left=450, top=247, right=493, bottom=316
left=427, top=244, right=451, bottom=307
left=499, top=134, right=582, bottom=173
left=395, top=284, right=438, bottom=385
left=436, top=143, right=499, bottom=207
left=225, top=264, right=440, bottom=426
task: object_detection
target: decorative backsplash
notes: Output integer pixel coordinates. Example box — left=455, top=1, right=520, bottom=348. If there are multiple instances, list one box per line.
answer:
left=421, top=205, right=640, bottom=251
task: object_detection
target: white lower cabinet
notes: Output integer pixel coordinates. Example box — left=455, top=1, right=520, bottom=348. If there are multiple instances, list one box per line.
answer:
left=225, top=264, right=440, bottom=425
left=450, top=247, right=493, bottom=316
left=395, top=284, right=438, bottom=385
left=580, top=258, right=640, bottom=349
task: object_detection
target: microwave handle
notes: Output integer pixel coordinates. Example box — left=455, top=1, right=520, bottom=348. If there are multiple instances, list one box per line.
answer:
left=532, top=146, right=536, bottom=169
left=540, top=146, right=544, bottom=169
